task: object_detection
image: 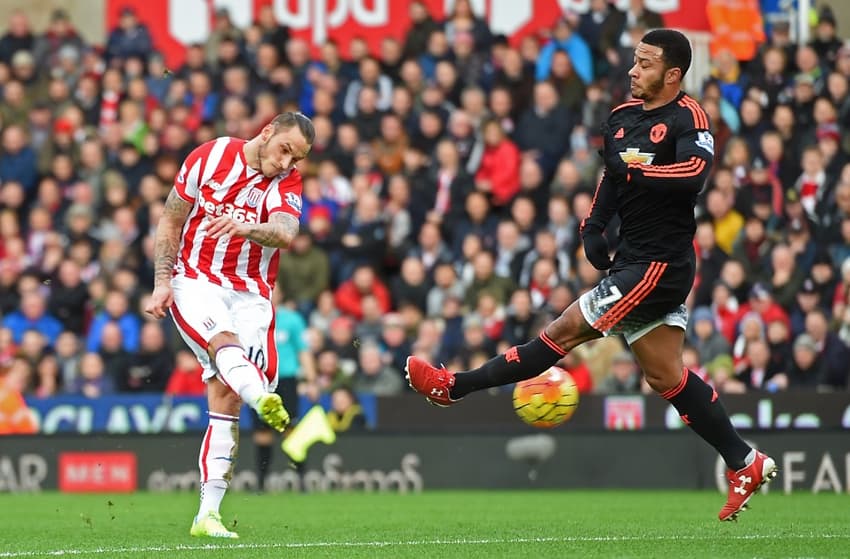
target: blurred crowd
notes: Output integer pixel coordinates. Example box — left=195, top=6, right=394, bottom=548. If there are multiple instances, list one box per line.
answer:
left=0, top=0, right=849, bottom=427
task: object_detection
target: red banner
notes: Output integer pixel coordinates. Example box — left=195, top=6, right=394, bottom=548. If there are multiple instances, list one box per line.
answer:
left=105, top=0, right=710, bottom=70
left=58, top=452, right=137, bottom=493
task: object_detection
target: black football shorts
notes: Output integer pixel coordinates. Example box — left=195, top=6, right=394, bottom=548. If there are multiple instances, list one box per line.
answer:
left=578, top=258, right=693, bottom=345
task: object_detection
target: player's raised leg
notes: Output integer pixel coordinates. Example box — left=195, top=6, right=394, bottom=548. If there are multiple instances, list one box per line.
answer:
left=630, top=324, right=777, bottom=521
left=190, top=377, right=240, bottom=538
left=209, top=332, right=289, bottom=432
left=405, top=301, right=600, bottom=406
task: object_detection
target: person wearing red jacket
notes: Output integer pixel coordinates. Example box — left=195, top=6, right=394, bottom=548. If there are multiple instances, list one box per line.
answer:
left=474, top=119, right=520, bottom=208
left=739, top=282, right=791, bottom=333
left=334, top=264, right=392, bottom=320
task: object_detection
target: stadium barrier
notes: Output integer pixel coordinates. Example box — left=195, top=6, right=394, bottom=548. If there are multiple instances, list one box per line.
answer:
left=1, top=431, right=847, bottom=495
left=25, top=392, right=850, bottom=434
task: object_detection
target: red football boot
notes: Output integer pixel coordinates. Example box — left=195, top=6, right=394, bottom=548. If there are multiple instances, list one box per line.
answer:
left=718, top=450, right=778, bottom=521
left=404, top=356, right=462, bottom=407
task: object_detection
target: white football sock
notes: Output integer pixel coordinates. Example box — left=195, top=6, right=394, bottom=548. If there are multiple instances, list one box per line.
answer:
left=214, top=345, right=268, bottom=407
left=197, top=413, right=239, bottom=517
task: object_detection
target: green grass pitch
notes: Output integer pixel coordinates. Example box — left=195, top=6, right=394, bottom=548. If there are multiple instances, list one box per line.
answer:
left=1, top=490, right=847, bottom=558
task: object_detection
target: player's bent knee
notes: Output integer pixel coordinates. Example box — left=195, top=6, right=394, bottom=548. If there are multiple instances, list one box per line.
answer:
left=643, top=367, right=682, bottom=394
left=545, top=301, right=601, bottom=352
left=207, top=331, right=241, bottom=357
left=208, top=377, right=242, bottom=415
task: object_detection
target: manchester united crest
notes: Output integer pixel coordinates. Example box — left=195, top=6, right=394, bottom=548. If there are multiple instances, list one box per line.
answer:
left=650, top=123, right=667, bottom=143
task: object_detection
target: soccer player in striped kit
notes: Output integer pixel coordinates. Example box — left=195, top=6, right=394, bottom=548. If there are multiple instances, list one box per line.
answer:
left=406, top=30, right=776, bottom=521
left=145, top=112, right=313, bottom=537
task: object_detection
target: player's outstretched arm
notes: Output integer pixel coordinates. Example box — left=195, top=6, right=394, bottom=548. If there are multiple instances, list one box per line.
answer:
left=580, top=172, right=618, bottom=270
left=146, top=188, right=193, bottom=318
left=624, top=129, right=714, bottom=194
left=242, top=212, right=300, bottom=249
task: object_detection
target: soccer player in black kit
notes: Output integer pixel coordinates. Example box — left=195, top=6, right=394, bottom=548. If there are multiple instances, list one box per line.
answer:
left=406, top=29, right=777, bottom=521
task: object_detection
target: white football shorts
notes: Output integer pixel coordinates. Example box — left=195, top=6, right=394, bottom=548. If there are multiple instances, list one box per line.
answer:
left=170, top=275, right=278, bottom=390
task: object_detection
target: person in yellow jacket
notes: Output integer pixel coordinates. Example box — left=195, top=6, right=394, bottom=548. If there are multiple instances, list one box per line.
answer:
left=707, top=0, right=766, bottom=63
left=0, top=358, right=37, bottom=435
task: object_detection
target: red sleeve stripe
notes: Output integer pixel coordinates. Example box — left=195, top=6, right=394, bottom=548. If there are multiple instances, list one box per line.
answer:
left=611, top=99, right=644, bottom=113
left=642, top=158, right=707, bottom=178
left=678, top=96, right=708, bottom=129
left=581, top=173, right=606, bottom=232
left=633, top=156, right=702, bottom=173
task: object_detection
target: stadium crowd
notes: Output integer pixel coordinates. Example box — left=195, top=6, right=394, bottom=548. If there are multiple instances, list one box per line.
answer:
left=1, top=0, right=850, bottom=427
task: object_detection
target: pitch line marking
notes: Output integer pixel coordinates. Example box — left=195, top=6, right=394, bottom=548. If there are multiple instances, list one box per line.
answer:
left=2, top=534, right=849, bottom=557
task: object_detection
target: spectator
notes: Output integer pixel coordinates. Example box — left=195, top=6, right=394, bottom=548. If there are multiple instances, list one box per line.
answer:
left=390, top=257, right=429, bottom=312
left=736, top=338, right=780, bottom=391
left=449, top=314, right=497, bottom=369
left=54, top=331, right=81, bottom=391
left=85, top=290, right=141, bottom=353
left=514, top=81, right=573, bottom=174
left=475, top=119, right=521, bottom=207
left=443, top=0, right=492, bottom=53
left=105, top=6, right=153, bottom=64
left=47, top=260, right=89, bottom=335
left=535, top=16, right=592, bottom=85
left=707, top=0, right=765, bottom=64
left=465, top=250, right=515, bottom=308
left=334, top=265, right=392, bottom=321
left=69, top=352, right=115, bottom=398
left=810, top=6, right=842, bottom=70
left=403, top=1, right=440, bottom=60
left=0, top=358, right=37, bottom=434
left=705, top=353, right=746, bottom=394
left=333, top=190, right=387, bottom=281
left=33, top=9, right=86, bottom=70
left=426, top=262, right=464, bottom=317
left=596, top=351, right=641, bottom=394
left=308, top=290, right=340, bottom=333
left=343, top=57, right=392, bottom=119
left=353, top=341, right=404, bottom=396
left=503, top=288, right=537, bottom=347
left=732, top=311, right=765, bottom=370
left=165, top=349, right=207, bottom=397
left=124, top=322, right=172, bottom=392
left=781, top=333, right=827, bottom=389
left=451, top=191, right=498, bottom=257
left=326, top=386, right=366, bottom=433
left=493, top=49, right=534, bottom=119
left=804, top=309, right=850, bottom=389
left=2, top=291, right=63, bottom=346
left=0, top=125, right=37, bottom=192
left=691, top=306, right=731, bottom=365
left=0, top=11, right=34, bottom=65
left=379, top=312, right=412, bottom=376
left=547, top=50, right=586, bottom=113
left=277, top=231, right=330, bottom=317
left=790, top=278, right=824, bottom=337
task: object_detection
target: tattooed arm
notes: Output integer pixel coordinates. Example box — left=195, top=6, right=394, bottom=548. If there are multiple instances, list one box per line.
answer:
left=206, top=212, right=299, bottom=249
left=145, top=188, right=192, bottom=319
left=154, top=189, right=193, bottom=286
left=243, top=212, right=299, bottom=248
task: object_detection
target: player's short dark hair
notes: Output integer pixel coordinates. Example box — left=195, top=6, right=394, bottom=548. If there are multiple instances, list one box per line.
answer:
left=271, top=111, right=315, bottom=145
left=641, top=29, right=692, bottom=78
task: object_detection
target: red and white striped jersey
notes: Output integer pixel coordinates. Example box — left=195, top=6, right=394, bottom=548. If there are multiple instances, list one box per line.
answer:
left=173, top=137, right=303, bottom=299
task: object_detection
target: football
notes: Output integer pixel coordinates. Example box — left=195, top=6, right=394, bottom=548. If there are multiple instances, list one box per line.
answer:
left=512, top=366, right=579, bottom=428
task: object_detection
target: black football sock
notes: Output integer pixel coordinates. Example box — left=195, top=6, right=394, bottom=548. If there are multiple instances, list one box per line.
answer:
left=663, top=369, right=751, bottom=470
left=451, top=334, right=566, bottom=398
left=256, top=443, right=272, bottom=491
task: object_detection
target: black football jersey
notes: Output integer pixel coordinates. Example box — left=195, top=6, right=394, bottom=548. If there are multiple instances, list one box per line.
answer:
left=584, top=91, right=714, bottom=263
